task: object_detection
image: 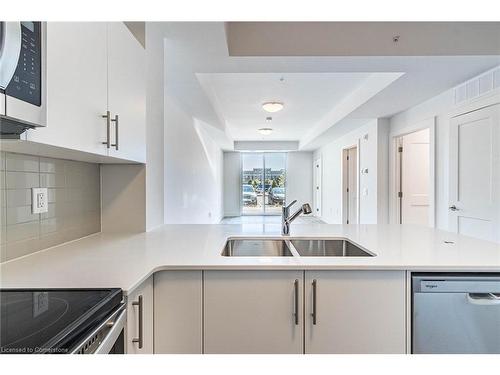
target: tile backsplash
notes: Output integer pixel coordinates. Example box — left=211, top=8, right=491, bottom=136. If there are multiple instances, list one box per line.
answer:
left=0, top=151, right=101, bottom=262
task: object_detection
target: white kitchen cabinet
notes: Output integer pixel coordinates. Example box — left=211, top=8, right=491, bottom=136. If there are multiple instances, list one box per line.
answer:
left=28, top=22, right=108, bottom=155
left=27, top=22, right=145, bottom=163
left=107, top=22, right=146, bottom=163
left=126, top=276, right=154, bottom=354
left=203, top=270, right=303, bottom=354
left=304, top=270, right=406, bottom=354
left=154, top=271, right=203, bottom=354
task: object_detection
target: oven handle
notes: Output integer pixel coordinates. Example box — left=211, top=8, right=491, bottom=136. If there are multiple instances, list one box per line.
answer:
left=94, top=306, right=126, bottom=354
left=71, top=303, right=126, bottom=354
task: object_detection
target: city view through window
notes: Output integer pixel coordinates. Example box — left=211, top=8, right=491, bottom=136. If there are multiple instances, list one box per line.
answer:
left=241, top=153, right=287, bottom=215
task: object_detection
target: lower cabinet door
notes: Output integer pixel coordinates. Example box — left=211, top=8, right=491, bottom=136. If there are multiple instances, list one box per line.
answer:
left=204, top=270, right=303, bottom=354
left=126, top=276, right=154, bottom=354
left=304, top=270, right=406, bottom=354
left=154, top=271, right=203, bottom=353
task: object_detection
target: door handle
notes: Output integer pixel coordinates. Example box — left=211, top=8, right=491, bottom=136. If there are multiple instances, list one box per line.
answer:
left=111, top=114, right=119, bottom=150
left=311, top=279, right=317, bottom=325
left=467, top=293, right=500, bottom=306
left=132, top=295, right=143, bottom=349
left=101, top=111, right=111, bottom=148
left=449, top=205, right=460, bottom=211
left=293, top=279, right=299, bottom=325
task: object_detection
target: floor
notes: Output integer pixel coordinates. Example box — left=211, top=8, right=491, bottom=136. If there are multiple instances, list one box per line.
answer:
left=220, top=215, right=325, bottom=224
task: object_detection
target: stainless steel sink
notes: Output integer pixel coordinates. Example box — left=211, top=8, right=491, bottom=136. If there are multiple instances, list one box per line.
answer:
left=290, top=239, right=374, bottom=257
left=221, top=239, right=293, bottom=257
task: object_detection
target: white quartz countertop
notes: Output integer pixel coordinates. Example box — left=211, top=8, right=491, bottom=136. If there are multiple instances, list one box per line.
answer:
left=1, top=224, right=500, bottom=294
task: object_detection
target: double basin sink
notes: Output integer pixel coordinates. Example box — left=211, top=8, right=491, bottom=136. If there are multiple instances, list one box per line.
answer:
left=221, top=238, right=375, bottom=257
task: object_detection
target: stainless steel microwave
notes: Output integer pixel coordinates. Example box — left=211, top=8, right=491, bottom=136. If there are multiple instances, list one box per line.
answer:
left=0, top=21, right=47, bottom=137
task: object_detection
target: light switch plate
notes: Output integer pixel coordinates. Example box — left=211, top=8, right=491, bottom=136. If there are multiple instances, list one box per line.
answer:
left=32, top=187, right=48, bottom=214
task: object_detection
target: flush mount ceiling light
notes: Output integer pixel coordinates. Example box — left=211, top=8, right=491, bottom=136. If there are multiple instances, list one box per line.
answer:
left=262, top=102, right=284, bottom=113
left=258, top=128, right=273, bottom=135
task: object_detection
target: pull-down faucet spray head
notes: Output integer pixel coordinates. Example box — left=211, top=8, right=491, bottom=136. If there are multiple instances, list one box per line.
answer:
left=282, top=201, right=312, bottom=235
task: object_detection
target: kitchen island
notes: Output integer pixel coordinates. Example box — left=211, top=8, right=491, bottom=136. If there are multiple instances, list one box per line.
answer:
left=2, top=224, right=499, bottom=354
left=1, top=224, right=499, bottom=293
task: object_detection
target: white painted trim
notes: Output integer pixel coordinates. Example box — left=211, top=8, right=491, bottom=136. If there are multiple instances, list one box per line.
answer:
left=450, top=91, right=500, bottom=118
left=356, top=138, right=361, bottom=224
left=341, top=143, right=359, bottom=224
left=389, top=118, right=436, bottom=227
left=313, top=156, right=323, bottom=218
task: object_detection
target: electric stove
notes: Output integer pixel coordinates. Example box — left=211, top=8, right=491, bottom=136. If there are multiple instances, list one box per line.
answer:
left=0, top=288, right=124, bottom=354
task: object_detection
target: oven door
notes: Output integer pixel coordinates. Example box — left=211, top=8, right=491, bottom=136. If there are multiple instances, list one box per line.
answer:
left=71, top=304, right=127, bottom=354
left=0, top=22, right=22, bottom=116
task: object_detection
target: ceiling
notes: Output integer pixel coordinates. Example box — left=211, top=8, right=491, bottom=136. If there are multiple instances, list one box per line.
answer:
left=226, top=22, right=500, bottom=56
left=197, top=72, right=375, bottom=140
left=158, top=22, right=500, bottom=150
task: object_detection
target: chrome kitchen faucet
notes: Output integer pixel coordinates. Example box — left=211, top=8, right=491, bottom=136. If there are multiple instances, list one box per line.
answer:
left=281, top=200, right=312, bottom=235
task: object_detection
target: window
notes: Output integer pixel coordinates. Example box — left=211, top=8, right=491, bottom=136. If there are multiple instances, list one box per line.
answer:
left=241, top=153, right=287, bottom=215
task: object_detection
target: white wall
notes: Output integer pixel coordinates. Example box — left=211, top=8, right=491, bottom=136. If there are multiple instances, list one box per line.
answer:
left=101, top=164, right=146, bottom=233
left=145, top=24, right=165, bottom=230
left=164, top=94, right=223, bottom=224
left=223, top=152, right=241, bottom=217
left=313, top=119, right=388, bottom=224
left=286, top=152, right=314, bottom=207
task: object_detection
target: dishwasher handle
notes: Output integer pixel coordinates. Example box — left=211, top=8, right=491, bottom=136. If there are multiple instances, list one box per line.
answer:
left=467, top=293, right=500, bottom=306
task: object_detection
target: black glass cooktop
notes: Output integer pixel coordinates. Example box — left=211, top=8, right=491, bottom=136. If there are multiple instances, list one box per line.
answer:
left=0, top=289, right=122, bottom=354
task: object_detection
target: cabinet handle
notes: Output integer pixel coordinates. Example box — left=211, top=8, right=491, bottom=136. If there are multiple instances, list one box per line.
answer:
left=101, top=111, right=111, bottom=148
left=293, top=279, right=299, bottom=325
left=132, top=295, right=143, bottom=349
left=111, top=114, right=119, bottom=150
left=311, top=279, right=317, bottom=325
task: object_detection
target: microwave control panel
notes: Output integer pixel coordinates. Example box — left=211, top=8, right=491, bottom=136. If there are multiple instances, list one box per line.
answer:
left=5, top=21, right=42, bottom=106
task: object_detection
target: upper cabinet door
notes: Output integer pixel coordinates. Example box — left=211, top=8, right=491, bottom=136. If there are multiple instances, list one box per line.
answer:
left=304, top=270, right=406, bottom=354
left=27, top=22, right=108, bottom=155
left=204, top=270, right=304, bottom=354
left=107, top=23, right=146, bottom=163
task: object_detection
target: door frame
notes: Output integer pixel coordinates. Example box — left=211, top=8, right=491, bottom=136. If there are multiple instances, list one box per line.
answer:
left=389, top=117, right=436, bottom=227
left=313, top=156, right=322, bottom=217
left=341, top=144, right=360, bottom=224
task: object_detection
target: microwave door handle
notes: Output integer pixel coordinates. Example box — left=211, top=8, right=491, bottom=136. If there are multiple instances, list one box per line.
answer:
left=0, top=22, right=22, bottom=90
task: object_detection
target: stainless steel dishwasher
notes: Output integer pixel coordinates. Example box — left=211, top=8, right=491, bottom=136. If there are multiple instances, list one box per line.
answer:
left=412, top=274, right=500, bottom=354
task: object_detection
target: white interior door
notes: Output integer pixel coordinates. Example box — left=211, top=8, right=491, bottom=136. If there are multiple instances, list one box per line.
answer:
left=449, top=104, right=500, bottom=242
left=314, top=158, right=322, bottom=217
left=400, top=128, right=430, bottom=226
